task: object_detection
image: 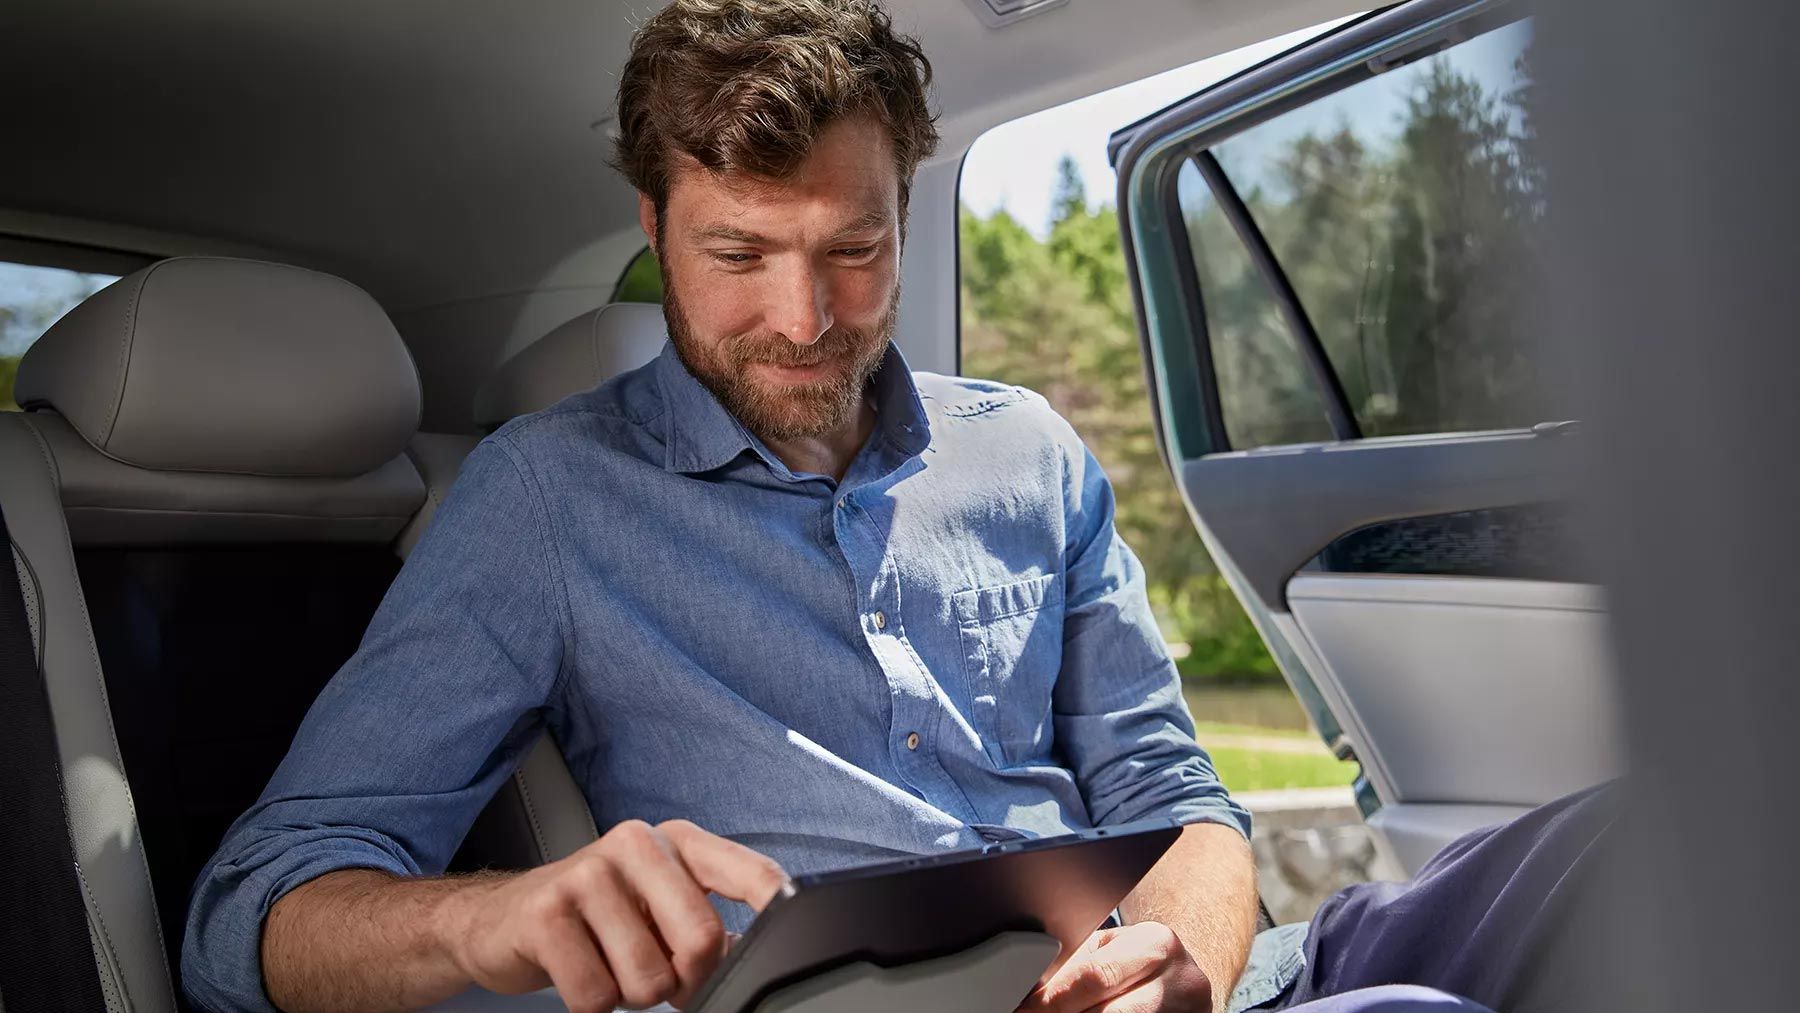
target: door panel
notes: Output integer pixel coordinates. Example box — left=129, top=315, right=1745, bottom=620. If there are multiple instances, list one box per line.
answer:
left=1180, top=430, right=1575, bottom=610
left=1289, top=575, right=1620, bottom=807
left=1366, top=803, right=1531, bottom=874
left=1113, top=0, right=1619, bottom=871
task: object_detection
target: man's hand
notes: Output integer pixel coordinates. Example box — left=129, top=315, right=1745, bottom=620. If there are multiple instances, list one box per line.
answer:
left=1017, top=923, right=1213, bottom=1013
left=433, top=819, right=788, bottom=1013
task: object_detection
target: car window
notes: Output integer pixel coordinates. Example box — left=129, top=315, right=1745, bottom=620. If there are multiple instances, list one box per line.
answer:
left=612, top=246, right=664, bottom=304
left=1177, top=161, right=1336, bottom=449
left=0, top=261, right=118, bottom=411
left=1191, top=18, right=1545, bottom=444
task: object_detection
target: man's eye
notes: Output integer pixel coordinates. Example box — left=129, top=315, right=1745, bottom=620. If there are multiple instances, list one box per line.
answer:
left=712, top=252, right=758, bottom=265
left=834, top=246, right=877, bottom=258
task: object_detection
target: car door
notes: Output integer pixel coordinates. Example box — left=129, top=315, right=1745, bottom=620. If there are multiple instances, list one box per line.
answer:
left=1108, top=0, right=1621, bottom=873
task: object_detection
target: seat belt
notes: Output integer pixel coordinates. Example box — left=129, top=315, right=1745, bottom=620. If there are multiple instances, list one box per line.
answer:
left=0, top=502, right=108, bottom=1010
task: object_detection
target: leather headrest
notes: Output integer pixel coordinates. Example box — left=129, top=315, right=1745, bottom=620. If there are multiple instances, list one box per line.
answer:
left=16, top=257, right=420, bottom=477
left=473, top=302, right=667, bottom=429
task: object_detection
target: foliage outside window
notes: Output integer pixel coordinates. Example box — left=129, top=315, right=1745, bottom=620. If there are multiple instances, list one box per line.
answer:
left=0, top=263, right=117, bottom=411
left=613, top=246, right=665, bottom=304
left=1178, top=162, right=1337, bottom=449
left=961, top=159, right=1282, bottom=690
left=1194, top=20, right=1546, bottom=443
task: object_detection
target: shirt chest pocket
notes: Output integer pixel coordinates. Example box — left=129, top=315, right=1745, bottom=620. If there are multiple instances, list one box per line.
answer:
left=953, top=572, right=1064, bottom=768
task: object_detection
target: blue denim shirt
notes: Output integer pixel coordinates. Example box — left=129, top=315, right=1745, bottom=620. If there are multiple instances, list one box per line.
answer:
left=181, top=341, right=1252, bottom=1011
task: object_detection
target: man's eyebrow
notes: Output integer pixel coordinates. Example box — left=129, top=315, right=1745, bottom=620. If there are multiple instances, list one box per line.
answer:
left=825, top=209, right=895, bottom=242
left=691, top=223, right=768, bottom=244
left=688, top=209, right=894, bottom=246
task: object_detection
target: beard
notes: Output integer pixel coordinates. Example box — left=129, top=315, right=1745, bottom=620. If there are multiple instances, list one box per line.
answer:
left=663, top=268, right=898, bottom=444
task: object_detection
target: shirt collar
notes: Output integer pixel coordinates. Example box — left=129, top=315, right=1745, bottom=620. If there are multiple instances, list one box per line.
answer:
left=655, top=340, right=931, bottom=475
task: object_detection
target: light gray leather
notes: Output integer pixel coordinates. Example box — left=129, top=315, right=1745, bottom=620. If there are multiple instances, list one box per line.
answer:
left=25, top=411, right=424, bottom=546
left=0, top=412, right=177, bottom=1013
left=15, top=256, right=422, bottom=478
left=509, top=735, right=600, bottom=864
left=12, top=543, right=40, bottom=660
left=472, top=302, right=666, bottom=429
left=395, top=432, right=480, bottom=557
left=396, top=431, right=600, bottom=866
left=1286, top=574, right=1622, bottom=807
left=1366, top=803, right=1532, bottom=876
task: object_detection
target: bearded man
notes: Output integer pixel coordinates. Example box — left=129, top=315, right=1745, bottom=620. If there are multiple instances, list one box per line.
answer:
left=183, top=4, right=1613, bottom=1013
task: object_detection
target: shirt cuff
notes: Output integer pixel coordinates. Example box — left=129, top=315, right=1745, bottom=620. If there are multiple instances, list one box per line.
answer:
left=181, top=827, right=417, bottom=1013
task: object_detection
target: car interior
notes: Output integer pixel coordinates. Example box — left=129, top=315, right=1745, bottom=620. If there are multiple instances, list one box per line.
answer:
left=0, top=0, right=1625, bottom=1010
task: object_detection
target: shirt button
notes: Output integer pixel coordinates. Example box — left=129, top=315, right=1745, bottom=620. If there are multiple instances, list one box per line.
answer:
left=873, top=610, right=887, bottom=630
left=905, top=731, right=921, bottom=750
left=837, top=498, right=849, bottom=510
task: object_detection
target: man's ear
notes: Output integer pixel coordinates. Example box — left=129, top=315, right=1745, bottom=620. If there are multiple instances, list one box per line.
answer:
left=637, top=193, right=658, bottom=249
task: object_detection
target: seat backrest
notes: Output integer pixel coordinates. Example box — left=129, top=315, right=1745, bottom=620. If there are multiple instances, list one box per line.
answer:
left=4, top=256, right=434, bottom=1011
left=0, top=258, right=597, bottom=1011
left=473, top=301, right=666, bottom=431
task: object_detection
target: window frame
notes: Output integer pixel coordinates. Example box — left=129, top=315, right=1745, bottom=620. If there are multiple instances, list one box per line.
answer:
left=1112, top=0, right=1526, bottom=462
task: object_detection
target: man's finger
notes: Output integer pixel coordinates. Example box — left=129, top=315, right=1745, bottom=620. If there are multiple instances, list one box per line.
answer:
left=1020, top=923, right=1171, bottom=1013
left=660, top=819, right=790, bottom=910
left=571, top=859, right=682, bottom=1010
left=529, top=908, right=620, bottom=1013
left=616, top=824, right=732, bottom=1001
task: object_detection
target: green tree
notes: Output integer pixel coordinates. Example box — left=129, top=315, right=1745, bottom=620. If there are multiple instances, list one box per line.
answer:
left=962, top=199, right=1277, bottom=683
left=1048, top=155, right=1088, bottom=229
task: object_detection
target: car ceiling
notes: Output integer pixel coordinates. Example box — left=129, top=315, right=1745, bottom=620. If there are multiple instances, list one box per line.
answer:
left=0, top=0, right=1362, bottom=314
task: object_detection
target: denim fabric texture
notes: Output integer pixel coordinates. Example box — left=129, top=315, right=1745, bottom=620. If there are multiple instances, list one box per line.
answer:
left=180, top=341, right=1253, bottom=1011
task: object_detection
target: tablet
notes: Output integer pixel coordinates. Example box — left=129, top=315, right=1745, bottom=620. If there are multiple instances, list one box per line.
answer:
left=686, top=819, right=1184, bottom=1013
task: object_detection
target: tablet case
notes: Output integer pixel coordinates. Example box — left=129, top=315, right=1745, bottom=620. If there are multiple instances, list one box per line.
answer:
left=751, top=930, right=1060, bottom=1013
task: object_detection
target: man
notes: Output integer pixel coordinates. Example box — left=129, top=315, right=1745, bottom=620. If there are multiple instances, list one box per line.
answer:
left=183, top=3, right=1607, bottom=1012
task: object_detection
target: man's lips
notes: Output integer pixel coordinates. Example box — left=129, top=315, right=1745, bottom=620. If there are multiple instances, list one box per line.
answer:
left=754, top=358, right=836, bottom=383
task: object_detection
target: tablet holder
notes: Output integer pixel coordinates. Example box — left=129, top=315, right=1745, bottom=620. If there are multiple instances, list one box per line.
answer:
left=750, top=930, right=1061, bottom=1013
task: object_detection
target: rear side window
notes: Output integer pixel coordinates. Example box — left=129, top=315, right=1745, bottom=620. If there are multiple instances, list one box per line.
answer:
left=612, top=247, right=664, bottom=304
left=1190, top=19, right=1545, bottom=445
left=1178, top=162, right=1335, bottom=448
left=1, top=261, right=118, bottom=411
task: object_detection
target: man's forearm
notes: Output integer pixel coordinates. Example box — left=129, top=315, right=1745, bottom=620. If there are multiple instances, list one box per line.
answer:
left=261, top=868, right=509, bottom=1013
left=1120, top=821, right=1259, bottom=1013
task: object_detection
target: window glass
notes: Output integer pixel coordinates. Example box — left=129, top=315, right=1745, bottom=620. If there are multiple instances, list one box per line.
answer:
left=1209, top=19, right=1546, bottom=439
left=612, top=246, right=664, bottom=304
left=0, top=262, right=117, bottom=411
left=1177, top=160, right=1335, bottom=449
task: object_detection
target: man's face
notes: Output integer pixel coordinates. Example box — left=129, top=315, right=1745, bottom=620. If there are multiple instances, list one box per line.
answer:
left=646, top=115, right=902, bottom=443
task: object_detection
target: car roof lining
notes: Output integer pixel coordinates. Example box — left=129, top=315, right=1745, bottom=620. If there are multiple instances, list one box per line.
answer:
left=0, top=0, right=1364, bottom=315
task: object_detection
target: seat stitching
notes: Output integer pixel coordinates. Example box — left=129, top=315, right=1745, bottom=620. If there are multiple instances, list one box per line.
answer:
left=100, top=264, right=156, bottom=448
left=80, top=866, right=128, bottom=1013
left=18, top=412, right=179, bottom=998
left=404, top=443, right=444, bottom=513
left=513, top=769, right=552, bottom=865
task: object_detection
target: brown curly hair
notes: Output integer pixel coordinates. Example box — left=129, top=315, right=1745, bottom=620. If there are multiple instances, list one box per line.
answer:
left=612, top=0, right=940, bottom=215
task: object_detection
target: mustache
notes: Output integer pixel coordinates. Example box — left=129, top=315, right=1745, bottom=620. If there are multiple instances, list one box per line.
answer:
left=725, top=326, right=872, bottom=368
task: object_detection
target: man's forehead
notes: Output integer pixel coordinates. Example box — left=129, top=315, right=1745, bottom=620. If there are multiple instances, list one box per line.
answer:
left=685, top=202, right=895, bottom=245
left=665, top=116, right=900, bottom=240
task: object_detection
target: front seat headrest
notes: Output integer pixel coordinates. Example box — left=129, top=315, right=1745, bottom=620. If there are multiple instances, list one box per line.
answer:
left=473, top=302, right=667, bottom=430
left=16, top=257, right=421, bottom=478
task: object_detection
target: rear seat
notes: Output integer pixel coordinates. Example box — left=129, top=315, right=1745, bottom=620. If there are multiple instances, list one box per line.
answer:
left=0, top=258, right=656, bottom=1009
left=471, top=301, right=667, bottom=432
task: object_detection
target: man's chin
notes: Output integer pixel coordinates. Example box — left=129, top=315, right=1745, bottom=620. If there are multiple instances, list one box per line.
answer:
left=732, top=388, right=855, bottom=442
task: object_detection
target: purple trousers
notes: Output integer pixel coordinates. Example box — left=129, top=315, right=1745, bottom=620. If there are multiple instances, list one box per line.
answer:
left=1241, top=783, right=1618, bottom=1013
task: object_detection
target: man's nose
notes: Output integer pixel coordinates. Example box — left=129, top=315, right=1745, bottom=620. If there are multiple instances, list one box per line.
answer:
left=773, top=267, right=833, bottom=346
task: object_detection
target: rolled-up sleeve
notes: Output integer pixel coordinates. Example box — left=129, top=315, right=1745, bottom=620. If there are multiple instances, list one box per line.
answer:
left=1050, top=432, right=1252, bottom=839
left=181, top=437, right=572, bottom=1012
